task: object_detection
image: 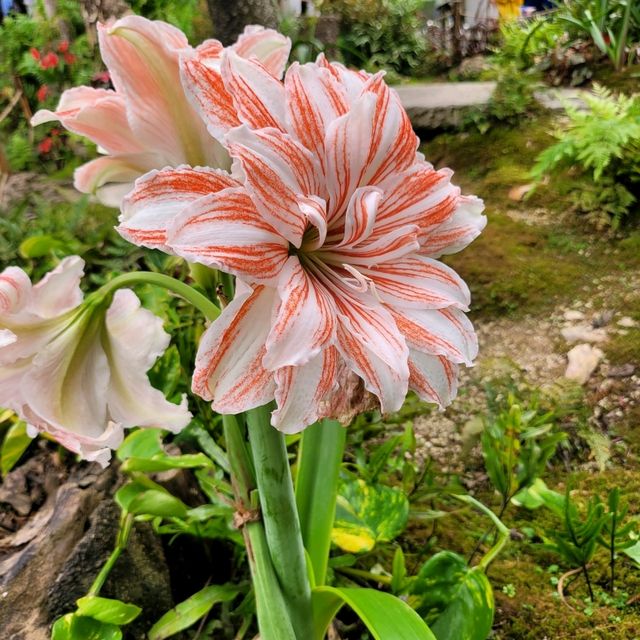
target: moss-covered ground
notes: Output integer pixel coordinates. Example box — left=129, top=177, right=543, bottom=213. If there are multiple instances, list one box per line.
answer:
left=400, top=112, right=640, bottom=639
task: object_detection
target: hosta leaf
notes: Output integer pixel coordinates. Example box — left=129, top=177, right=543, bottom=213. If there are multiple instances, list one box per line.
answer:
left=148, top=584, right=241, bottom=640
left=76, top=596, right=141, bottom=625
left=331, top=479, right=409, bottom=553
left=410, top=551, right=494, bottom=640
left=312, top=586, right=436, bottom=640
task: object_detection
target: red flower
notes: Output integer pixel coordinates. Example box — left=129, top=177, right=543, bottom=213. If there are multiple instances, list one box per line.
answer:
left=51, top=128, right=61, bottom=136
left=63, top=52, right=76, bottom=65
left=36, top=85, right=49, bottom=102
left=30, top=48, right=41, bottom=61
left=38, top=138, right=53, bottom=154
left=57, top=40, right=69, bottom=53
left=40, top=52, right=59, bottom=70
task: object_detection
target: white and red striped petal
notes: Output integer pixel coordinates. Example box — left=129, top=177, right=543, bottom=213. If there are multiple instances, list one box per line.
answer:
left=335, top=321, right=408, bottom=414
left=324, top=92, right=377, bottom=223
left=271, top=347, right=339, bottom=434
left=284, top=62, right=348, bottom=164
left=361, top=256, right=470, bottom=309
left=167, top=187, right=289, bottom=283
left=221, top=49, right=286, bottom=131
left=337, top=186, right=382, bottom=247
left=263, top=256, right=336, bottom=369
left=360, top=74, right=418, bottom=186
left=376, top=165, right=458, bottom=238
left=118, top=165, right=238, bottom=250
left=391, top=306, right=478, bottom=365
left=421, top=195, right=487, bottom=258
left=408, top=351, right=459, bottom=408
left=232, top=26, right=291, bottom=79
left=192, top=285, right=276, bottom=413
left=226, top=125, right=319, bottom=246
left=180, top=52, right=241, bottom=141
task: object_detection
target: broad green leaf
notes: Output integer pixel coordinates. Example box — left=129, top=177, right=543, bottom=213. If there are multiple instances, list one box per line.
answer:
left=51, top=614, right=122, bottom=640
left=1, top=420, right=31, bottom=476
left=128, top=490, right=189, bottom=519
left=114, top=478, right=170, bottom=512
left=312, top=586, right=436, bottom=640
left=148, top=584, right=241, bottom=640
left=76, top=596, right=141, bottom=625
left=410, top=551, right=493, bottom=640
left=391, top=546, right=407, bottom=594
left=331, top=479, right=408, bottom=553
left=120, top=453, right=213, bottom=473
left=117, top=429, right=164, bottom=461
left=511, top=478, right=565, bottom=517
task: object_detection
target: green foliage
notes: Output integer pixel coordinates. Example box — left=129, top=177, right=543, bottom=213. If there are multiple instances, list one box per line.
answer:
left=148, top=584, right=241, bottom=640
left=481, top=393, right=566, bottom=513
left=331, top=478, right=409, bottom=553
left=312, top=586, right=436, bottom=640
left=409, top=551, right=494, bottom=640
left=0, top=415, right=31, bottom=476
left=533, top=85, right=640, bottom=227
left=129, top=0, right=201, bottom=41
left=495, top=17, right=566, bottom=69
left=553, top=0, right=640, bottom=70
left=325, top=0, right=429, bottom=76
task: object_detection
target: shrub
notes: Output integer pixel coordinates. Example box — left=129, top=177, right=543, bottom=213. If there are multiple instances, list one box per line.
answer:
left=532, top=84, right=640, bottom=228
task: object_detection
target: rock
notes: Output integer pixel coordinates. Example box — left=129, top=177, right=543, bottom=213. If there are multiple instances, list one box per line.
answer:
left=592, top=310, right=614, bottom=328
left=565, top=344, right=604, bottom=384
left=618, top=316, right=637, bottom=328
left=561, top=324, right=608, bottom=343
left=394, top=82, right=496, bottom=129
left=508, top=184, right=534, bottom=201
left=563, top=310, right=585, bottom=321
left=606, top=364, right=636, bottom=378
left=0, top=461, right=173, bottom=640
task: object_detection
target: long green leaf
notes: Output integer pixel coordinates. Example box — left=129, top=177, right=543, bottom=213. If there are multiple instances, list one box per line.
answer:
left=295, top=419, right=346, bottom=585
left=76, top=596, right=141, bottom=626
left=312, top=586, right=436, bottom=640
left=1, top=420, right=31, bottom=476
left=148, top=584, right=240, bottom=640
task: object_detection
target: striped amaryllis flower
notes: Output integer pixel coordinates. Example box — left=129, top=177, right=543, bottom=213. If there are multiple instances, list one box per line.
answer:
left=31, top=16, right=290, bottom=207
left=118, top=52, right=486, bottom=434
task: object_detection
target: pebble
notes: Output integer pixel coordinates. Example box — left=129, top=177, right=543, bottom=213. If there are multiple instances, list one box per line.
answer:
left=618, top=316, right=637, bottom=328
left=565, top=344, right=604, bottom=384
left=561, top=325, right=608, bottom=343
left=563, top=310, right=585, bottom=321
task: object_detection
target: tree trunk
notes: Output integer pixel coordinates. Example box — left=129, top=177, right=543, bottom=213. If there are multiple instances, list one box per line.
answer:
left=206, top=0, right=279, bottom=45
left=79, top=0, right=132, bottom=48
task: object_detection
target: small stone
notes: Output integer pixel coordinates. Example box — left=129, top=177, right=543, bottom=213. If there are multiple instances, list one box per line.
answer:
left=563, top=310, right=585, bottom=321
left=508, top=184, right=534, bottom=201
left=565, top=344, right=604, bottom=384
left=618, top=316, right=637, bottom=328
left=561, top=325, right=608, bottom=343
left=592, top=310, right=614, bottom=328
left=607, top=364, right=636, bottom=378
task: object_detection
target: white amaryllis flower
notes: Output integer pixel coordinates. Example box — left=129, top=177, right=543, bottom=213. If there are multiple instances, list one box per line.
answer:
left=118, top=51, right=487, bottom=434
left=31, top=16, right=290, bottom=207
left=0, top=257, right=191, bottom=466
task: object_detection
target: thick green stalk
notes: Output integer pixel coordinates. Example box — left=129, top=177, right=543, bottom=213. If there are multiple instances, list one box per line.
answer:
left=222, top=414, right=296, bottom=640
left=95, top=272, right=220, bottom=321
left=88, top=512, right=134, bottom=596
left=245, top=404, right=313, bottom=640
left=295, top=419, right=346, bottom=586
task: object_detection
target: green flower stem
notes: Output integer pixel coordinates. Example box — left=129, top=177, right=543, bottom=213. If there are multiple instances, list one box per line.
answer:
left=245, top=404, right=313, bottom=640
left=222, top=414, right=296, bottom=640
left=88, top=512, right=134, bottom=596
left=453, top=494, right=509, bottom=570
left=96, top=272, right=220, bottom=322
left=295, top=419, right=346, bottom=586
left=336, top=566, right=392, bottom=585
